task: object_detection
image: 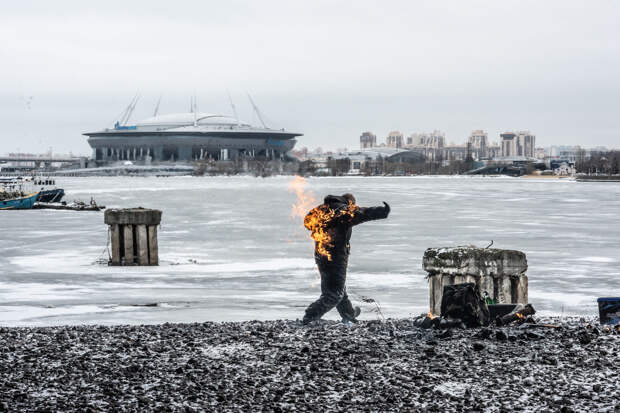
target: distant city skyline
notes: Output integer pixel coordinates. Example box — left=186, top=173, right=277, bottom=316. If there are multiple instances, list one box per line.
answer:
left=1, top=1, right=619, bottom=154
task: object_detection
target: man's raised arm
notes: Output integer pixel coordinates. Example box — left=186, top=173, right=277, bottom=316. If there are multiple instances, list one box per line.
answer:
left=349, top=202, right=390, bottom=226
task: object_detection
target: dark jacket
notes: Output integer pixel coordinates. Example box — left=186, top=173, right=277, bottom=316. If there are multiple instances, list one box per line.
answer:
left=306, top=195, right=390, bottom=262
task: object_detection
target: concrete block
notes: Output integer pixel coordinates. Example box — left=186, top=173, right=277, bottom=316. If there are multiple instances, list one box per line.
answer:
left=148, top=225, right=158, bottom=266
left=423, top=247, right=527, bottom=277
left=429, top=274, right=442, bottom=315
left=136, top=224, right=149, bottom=265
left=479, top=275, right=495, bottom=301
left=105, top=208, right=162, bottom=226
left=110, top=224, right=121, bottom=266
left=516, top=275, right=528, bottom=304
left=106, top=208, right=161, bottom=266
left=123, top=225, right=134, bottom=265
left=499, top=276, right=512, bottom=304
left=423, top=246, right=529, bottom=314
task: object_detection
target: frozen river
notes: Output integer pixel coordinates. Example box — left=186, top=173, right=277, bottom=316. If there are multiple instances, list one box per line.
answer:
left=1, top=175, right=618, bottom=326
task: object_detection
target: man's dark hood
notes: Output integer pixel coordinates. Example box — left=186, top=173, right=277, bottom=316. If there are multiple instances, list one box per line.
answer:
left=323, top=195, right=349, bottom=210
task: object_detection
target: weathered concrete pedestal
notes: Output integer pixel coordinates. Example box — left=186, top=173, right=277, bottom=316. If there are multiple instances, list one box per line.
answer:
left=104, top=208, right=162, bottom=266
left=423, top=247, right=528, bottom=316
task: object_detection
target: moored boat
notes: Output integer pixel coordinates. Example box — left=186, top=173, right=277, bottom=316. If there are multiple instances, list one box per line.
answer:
left=37, top=188, right=65, bottom=203
left=0, top=192, right=39, bottom=210
left=34, top=199, right=105, bottom=211
left=1, top=176, right=65, bottom=203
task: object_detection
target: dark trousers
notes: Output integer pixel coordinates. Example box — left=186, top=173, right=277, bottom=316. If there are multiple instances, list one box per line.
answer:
left=303, top=255, right=356, bottom=322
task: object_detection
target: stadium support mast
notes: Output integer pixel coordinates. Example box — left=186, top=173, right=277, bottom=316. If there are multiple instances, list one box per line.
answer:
left=153, top=95, right=162, bottom=117
left=118, top=93, right=140, bottom=126
left=227, top=90, right=240, bottom=126
left=247, top=93, right=267, bottom=129
left=192, top=95, right=198, bottom=126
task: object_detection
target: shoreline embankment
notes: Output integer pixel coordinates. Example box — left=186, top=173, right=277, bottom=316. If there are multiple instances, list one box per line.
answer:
left=1, top=317, right=618, bottom=412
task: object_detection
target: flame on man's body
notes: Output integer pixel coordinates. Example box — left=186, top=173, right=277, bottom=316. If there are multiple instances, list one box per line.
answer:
left=303, top=202, right=358, bottom=261
left=303, top=204, right=337, bottom=260
left=288, top=176, right=358, bottom=261
left=288, top=176, right=317, bottom=220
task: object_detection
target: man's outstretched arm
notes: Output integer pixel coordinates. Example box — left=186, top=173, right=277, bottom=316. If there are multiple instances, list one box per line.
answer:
left=349, top=202, right=390, bottom=226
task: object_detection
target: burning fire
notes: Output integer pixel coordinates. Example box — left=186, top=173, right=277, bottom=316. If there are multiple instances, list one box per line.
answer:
left=289, top=176, right=332, bottom=258
left=515, top=312, right=526, bottom=319
left=289, top=177, right=359, bottom=261
left=427, top=312, right=436, bottom=319
left=288, top=176, right=317, bottom=220
left=303, top=204, right=337, bottom=260
left=303, top=202, right=358, bottom=260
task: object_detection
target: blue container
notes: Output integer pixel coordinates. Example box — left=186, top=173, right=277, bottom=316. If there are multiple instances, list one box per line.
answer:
left=597, top=297, right=620, bottom=325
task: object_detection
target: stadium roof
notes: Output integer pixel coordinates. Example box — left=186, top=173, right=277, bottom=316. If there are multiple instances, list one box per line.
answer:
left=136, top=112, right=250, bottom=127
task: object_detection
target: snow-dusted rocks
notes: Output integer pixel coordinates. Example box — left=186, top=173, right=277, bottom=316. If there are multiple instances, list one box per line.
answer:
left=0, top=318, right=618, bottom=412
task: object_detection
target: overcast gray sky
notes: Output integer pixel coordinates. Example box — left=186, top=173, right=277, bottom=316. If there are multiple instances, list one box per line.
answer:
left=1, top=0, right=619, bottom=154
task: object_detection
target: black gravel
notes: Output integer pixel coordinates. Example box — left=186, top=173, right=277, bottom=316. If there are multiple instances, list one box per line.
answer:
left=1, top=317, right=618, bottom=412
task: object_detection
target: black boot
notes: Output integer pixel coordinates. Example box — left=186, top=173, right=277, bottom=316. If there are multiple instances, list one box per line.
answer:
left=342, top=306, right=361, bottom=324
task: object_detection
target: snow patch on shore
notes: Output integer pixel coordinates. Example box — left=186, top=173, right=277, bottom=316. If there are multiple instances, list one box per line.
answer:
left=201, top=343, right=254, bottom=359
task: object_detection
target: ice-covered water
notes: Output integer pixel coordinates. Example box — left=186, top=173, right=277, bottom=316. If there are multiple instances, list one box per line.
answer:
left=1, top=176, right=618, bottom=326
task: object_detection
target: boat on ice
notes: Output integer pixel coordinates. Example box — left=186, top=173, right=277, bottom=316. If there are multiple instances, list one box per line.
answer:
left=37, top=188, right=65, bottom=203
left=1, top=176, right=65, bottom=207
left=32, top=177, right=65, bottom=202
left=34, top=199, right=105, bottom=211
left=0, top=192, right=39, bottom=210
left=1, top=177, right=39, bottom=209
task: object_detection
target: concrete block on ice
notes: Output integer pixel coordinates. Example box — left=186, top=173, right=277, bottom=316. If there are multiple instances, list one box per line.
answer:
left=104, top=208, right=162, bottom=226
left=105, top=208, right=161, bottom=266
left=423, top=247, right=528, bottom=315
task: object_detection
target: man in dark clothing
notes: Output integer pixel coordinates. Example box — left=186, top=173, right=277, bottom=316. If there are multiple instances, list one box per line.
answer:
left=302, top=193, right=390, bottom=324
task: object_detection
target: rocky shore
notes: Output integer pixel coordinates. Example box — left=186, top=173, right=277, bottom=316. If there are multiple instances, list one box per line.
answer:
left=1, top=317, right=618, bottom=412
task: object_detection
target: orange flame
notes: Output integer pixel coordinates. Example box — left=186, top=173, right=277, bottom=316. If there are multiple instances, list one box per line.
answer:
left=304, top=204, right=336, bottom=260
left=515, top=312, right=526, bottom=319
left=303, top=201, right=358, bottom=261
left=427, top=312, right=436, bottom=319
left=288, top=176, right=332, bottom=259
left=288, top=176, right=317, bottom=220
left=289, top=177, right=360, bottom=261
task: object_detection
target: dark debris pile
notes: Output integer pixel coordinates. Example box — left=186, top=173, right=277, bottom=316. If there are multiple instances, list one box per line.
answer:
left=0, top=317, right=618, bottom=412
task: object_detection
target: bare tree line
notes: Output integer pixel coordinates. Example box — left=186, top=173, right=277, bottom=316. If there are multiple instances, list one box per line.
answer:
left=575, top=150, right=620, bottom=175
left=194, top=156, right=475, bottom=177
